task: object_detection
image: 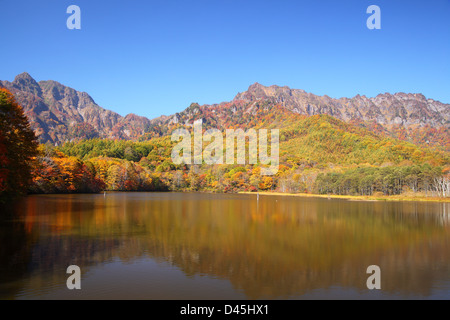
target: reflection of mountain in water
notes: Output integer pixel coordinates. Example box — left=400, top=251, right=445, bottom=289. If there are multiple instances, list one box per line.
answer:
left=1, top=193, right=449, bottom=299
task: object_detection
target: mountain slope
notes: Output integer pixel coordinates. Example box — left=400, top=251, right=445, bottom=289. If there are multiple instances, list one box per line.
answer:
left=153, top=83, right=449, bottom=151
left=0, top=73, right=153, bottom=144
left=234, top=83, right=449, bottom=127
left=279, top=114, right=448, bottom=166
left=1, top=73, right=448, bottom=151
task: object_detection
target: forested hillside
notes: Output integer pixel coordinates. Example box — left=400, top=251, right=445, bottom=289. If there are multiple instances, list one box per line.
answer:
left=44, top=114, right=449, bottom=197
left=1, top=74, right=449, bottom=200
left=2, top=74, right=449, bottom=153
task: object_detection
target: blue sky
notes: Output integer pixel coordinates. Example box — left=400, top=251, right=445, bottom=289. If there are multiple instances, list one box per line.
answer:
left=1, top=0, right=449, bottom=119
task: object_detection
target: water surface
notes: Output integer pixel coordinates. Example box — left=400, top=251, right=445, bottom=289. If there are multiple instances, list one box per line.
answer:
left=0, top=192, right=449, bottom=299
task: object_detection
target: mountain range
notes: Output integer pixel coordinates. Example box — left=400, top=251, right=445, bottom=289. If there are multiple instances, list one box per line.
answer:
left=1, top=72, right=448, bottom=150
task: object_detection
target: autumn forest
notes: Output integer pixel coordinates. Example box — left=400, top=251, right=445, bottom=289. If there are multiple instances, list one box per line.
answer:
left=1, top=83, right=449, bottom=205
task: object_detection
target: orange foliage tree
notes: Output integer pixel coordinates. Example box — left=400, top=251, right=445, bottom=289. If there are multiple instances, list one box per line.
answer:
left=0, top=88, right=38, bottom=202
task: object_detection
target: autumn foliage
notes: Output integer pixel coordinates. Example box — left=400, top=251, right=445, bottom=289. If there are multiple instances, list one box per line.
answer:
left=1, top=88, right=448, bottom=198
left=29, top=148, right=105, bottom=194
left=0, top=88, right=38, bottom=202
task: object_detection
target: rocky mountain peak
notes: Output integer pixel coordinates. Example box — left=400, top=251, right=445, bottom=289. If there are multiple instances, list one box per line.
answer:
left=14, top=72, right=35, bottom=82
left=248, top=82, right=264, bottom=91
left=234, top=82, right=270, bottom=101
left=1, top=73, right=448, bottom=147
left=12, top=72, right=42, bottom=96
left=232, top=83, right=448, bottom=127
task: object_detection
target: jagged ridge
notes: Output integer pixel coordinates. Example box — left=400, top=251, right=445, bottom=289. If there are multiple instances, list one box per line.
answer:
left=1, top=74, right=448, bottom=150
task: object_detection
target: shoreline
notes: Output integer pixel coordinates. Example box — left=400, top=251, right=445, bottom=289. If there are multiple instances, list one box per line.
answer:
left=239, top=191, right=450, bottom=203
left=23, top=190, right=450, bottom=203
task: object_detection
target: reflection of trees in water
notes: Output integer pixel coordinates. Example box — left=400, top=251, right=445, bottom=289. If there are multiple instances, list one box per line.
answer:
left=133, top=196, right=450, bottom=298
left=0, top=197, right=125, bottom=299
left=2, top=194, right=450, bottom=299
left=0, top=201, right=36, bottom=299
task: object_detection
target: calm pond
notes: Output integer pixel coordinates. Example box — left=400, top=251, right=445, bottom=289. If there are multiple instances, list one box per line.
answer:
left=0, top=192, right=449, bottom=299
